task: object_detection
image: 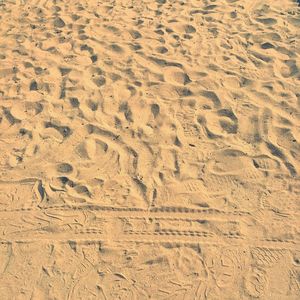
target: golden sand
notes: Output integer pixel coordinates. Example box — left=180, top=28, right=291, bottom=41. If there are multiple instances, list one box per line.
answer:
left=0, top=0, right=299, bottom=299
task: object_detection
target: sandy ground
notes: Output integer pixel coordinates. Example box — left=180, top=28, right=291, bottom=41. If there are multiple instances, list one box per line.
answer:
left=0, top=0, right=299, bottom=299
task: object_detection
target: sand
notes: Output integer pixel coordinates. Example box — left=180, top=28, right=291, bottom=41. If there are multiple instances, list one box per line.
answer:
left=0, top=0, right=299, bottom=299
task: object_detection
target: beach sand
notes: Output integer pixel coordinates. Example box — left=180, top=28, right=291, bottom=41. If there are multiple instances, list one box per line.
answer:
left=0, top=0, right=299, bottom=299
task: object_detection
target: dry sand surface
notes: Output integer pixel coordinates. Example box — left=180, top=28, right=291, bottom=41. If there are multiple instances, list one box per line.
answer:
left=0, top=0, right=299, bottom=299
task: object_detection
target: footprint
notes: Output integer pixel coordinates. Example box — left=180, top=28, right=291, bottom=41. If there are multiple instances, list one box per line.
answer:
left=71, top=14, right=81, bottom=21
left=206, top=149, right=260, bottom=179
left=199, top=90, right=221, bottom=109
left=87, top=99, right=99, bottom=111
left=80, top=44, right=94, bottom=54
left=0, top=244, right=11, bottom=274
left=265, top=142, right=297, bottom=176
left=149, top=56, right=182, bottom=68
left=151, top=103, right=160, bottom=118
left=244, top=267, right=267, bottom=298
left=204, top=4, right=218, bottom=10
left=56, top=163, right=73, bottom=174
left=53, top=17, right=65, bottom=28
left=59, top=67, right=72, bottom=76
left=76, top=138, right=108, bottom=160
left=129, top=30, right=142, bottom=39
left=252, top=155, right=280, bottom=171
left=156, top=46, right=168, bottom=54
left=287, top=16, right=300, bottom=26
left=176, top=86, right=193, bottom=97
left=261, top=42, right=274, bottom=50
left=74, top=185, right=92, bottom=197
left=92, top=76, right=106, bottom=87
left=69, top=97, right=80, bottom=108
left=184, top=24, right=196, bottom=34
left=29, top=80, right=38, bottom=91
left=255, top=17, right=277, bottom=26
left=250, top=51, right=272, bottom=63
left=119, top=102, right=133, bottom=122
left=9, top=104, right=27, bottom=121
left=164, top=67, right=191, bottom=86
left=109, top=44, right=124, bottom=53
left=104, top=25, right=121, bottom=35
left=44, top=122, right=72, bottom=138
left=3, top=108, right=20, bottom=125
left=217, top=109, right=238, bottom=134
left=90, top=54, right=97, bottom=63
